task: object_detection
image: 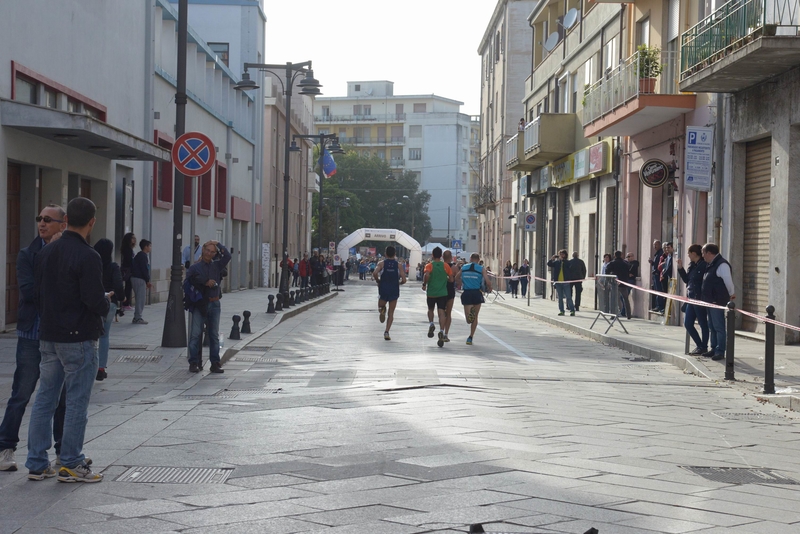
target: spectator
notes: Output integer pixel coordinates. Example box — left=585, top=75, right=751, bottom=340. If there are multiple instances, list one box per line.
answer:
left=518, top=259, right=531, bottom=298
left=547, top=250, right=575, bottom=316
left=676, top=244, right=709, bottom=355
left=182, top=234, right=201, bottom=269
left=658, top=242, right=674, bottom=313
left=600, top=253, right=612, bottom=274
left=120, top=232, right=136, bottom=311
left=625, top=252, right=640, bottom=316
left=28, top=197, right=109, bottom=483
left=291, top=258, right=300, bottom=287
left=299, top=253, right=310, bottom=288
left=130, top=239, right=152, bottom=324
left=93, top=239, right=124, bottom=381
left=649, top=239, right=663, bottom=311
left=509, top=263, right=520, bottom=298
left=607, top=251, right=632, bottom=319
left=701, top=243, right=735, bottom=361
left=570, top=252, right=587, bottom=311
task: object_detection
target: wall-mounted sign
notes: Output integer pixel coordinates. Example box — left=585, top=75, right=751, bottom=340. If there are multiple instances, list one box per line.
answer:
left=539, top=166, right=550, bottom=191
left=519, top=174, right=528, bottom=198
left=574, top=149, right=588, bottom=179
left=524, top=212, right=536, bottom=232
left=640, top=159, right=670, bottom=188
left=551, top=158, right=573, bottom=187
left=684, top=125, right=714, bottom=192
left=588, top=142, right=607, bottom=174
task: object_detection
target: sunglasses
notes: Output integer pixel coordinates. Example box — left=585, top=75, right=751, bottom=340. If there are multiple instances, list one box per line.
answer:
left=36, top=216, right=64, bottom=223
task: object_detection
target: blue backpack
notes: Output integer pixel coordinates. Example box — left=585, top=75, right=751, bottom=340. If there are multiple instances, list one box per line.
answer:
left=183, top=277, right=204, bottom=311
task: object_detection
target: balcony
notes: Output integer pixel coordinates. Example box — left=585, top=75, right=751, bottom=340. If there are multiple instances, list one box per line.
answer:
left=315, top=113, right=407, bottom=123
left=505, top=133, right=524, bottom=170
left=389, top=158, right=405, bottom=167
left=522, top=114, right=577, bottom=165
left=339, top=136, right=405, bottom=146
left=583, top=50, right=697, bottom=137
left=473, top=184, right=497, bottom=213
left=680, top=0, right=800, bottom=92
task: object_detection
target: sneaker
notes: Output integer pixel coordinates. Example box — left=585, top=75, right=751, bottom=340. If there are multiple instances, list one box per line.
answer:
left=28, top=465, right=57, bottom=481
left=689, top=347, right=707, bottom=356
left=558, top=312, right=565, bottom=316
left=443, top=334, right=450, bottom=342
left=133, top=318, right=148, bottom=325
left=189, top=363, right=200, bottom=373
left=712, top=353, right=725, bottom=361
left=427, top=323, right=435, bottom=338
left=384, top=331, right=391, bottom=341
left=466, top=336, right=473, bottom=345
left=379, top=306, right=386, bottom=324
left=0, top=448, right=17, bottom=471
left=570, top=311, right=575, bottom=316
left=55, top=455, right=91, bottom=467
left=123, top=305, right=133, bottom=311
left=57, top=464, right=103, bottom=483
left=702, top=349, right=716, bottom=357
left=210, top=363, right=224, bottom=374
left=437, top=331, right=445, bottom=348
left=96, top=368, right=107, bottom=381
left=467, top=307, right=475, bottom=324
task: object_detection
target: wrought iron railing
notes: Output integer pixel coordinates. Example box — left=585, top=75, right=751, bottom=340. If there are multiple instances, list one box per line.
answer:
left=583, top=50, right=680, bottom=126
left=681, top=0, right=800, bottom=80
left=315, top=113, right=407, bottom=122
left=473, top=184, right=497, bottom=208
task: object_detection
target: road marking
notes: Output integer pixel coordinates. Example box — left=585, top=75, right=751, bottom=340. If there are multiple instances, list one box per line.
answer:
left=454, top=311, right=537, bottom=362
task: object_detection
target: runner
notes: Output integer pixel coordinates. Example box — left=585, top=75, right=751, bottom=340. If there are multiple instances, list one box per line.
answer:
left=442, top=250, right=461, bottom=343
left=372, top=246, right=406, bottom=340
left=421, top=247, right=453, bottom=347
left=455, top=252, right=492, bottom=345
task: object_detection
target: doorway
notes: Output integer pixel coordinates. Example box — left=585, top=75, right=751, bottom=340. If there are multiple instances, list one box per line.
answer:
left=6, top=164, right=21, bottom=325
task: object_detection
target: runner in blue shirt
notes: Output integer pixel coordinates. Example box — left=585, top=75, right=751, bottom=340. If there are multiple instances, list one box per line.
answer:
left=454, top=252, right=492, bottom=345
left=373, top=246, right=406, bottom=340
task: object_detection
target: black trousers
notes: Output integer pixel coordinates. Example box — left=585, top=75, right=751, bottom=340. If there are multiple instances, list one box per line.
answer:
left=572, top=282, right=583, bottom=309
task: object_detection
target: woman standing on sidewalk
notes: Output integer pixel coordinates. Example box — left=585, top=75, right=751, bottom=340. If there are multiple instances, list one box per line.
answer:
left=676, top=244, right=709, bottom=355
left=120, top=233, right=136, bottom=312
left=509, top=263, right=520, bottom=298
left=503, top=260, right=512, bottom=293
left=94, top=239, right=124, bottom=381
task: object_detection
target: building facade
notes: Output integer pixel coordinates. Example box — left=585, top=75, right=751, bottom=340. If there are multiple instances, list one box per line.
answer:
left=314, top=81, right=474, bottom=247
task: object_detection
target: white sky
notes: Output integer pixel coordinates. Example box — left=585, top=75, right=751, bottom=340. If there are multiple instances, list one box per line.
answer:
left=263, top=0, right=499, bottom=116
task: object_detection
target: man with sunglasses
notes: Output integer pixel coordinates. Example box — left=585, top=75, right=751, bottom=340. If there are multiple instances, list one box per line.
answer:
left=0, top=206, right=68, bottom=475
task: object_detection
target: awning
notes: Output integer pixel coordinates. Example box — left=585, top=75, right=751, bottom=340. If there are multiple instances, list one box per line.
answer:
left=1, top=99, right=170, bottom=162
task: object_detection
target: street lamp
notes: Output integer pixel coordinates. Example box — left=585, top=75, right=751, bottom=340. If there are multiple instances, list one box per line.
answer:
left=234, top=61, right=322, bottom=293
left=401, top=194, right=416, bottom=239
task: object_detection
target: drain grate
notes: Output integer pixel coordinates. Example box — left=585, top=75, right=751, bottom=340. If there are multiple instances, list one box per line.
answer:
left=153, top=369, right=193, bottom=383
left=234, top=356, right=278, bottom=363
left=682, top=466, right=800, bottom=485
left=713, top=412, right=785, bottom=421
left=115, top=354, right=163, bottom=363
left=242, top=346, right=271, bottom=352
left=225, top=388, right=282, bottom=394
left=116, top=466, right=233, bottom=484
left=180, top=391, right=240, bottom=399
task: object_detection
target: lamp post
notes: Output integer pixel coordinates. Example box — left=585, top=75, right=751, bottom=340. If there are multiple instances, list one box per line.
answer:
left=234, top=61, right=322, bottom=293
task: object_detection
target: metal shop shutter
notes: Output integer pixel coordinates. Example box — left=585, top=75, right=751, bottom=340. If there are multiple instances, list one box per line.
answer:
left=742, top=137, right=771, bottom=333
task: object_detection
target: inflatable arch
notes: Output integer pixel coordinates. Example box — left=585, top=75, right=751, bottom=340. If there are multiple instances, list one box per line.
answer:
left=336, top=228, right=421, bottom=268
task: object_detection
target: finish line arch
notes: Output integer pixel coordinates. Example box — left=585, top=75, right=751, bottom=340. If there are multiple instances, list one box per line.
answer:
left=337, top=228, right=421, bottom=268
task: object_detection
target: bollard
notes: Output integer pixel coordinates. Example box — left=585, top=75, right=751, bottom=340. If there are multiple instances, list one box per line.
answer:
left=241, top=310, right=251, bottom=334
left=300, top=287, right=307, bottom=302
left=283, top=291, right=291, bottom=308
left=725, top=301, right=736, bottom=381
left=275, top=293, right=284, bottom=312
left=267, top=294, right=275, bottom=313
left=297, top=288, right=304, bottom=303
left=764, top=305, right=776, bottom=394
left=312, top=285, right=318, bottom=298
left=289, top=290, right=296, bottom=306
left=229, top=315, right=241, bottom=340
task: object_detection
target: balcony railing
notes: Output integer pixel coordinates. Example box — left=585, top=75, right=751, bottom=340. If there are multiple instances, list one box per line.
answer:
left=389, top=158, right=405, bottom=167
left=583, top=50, right=680, bottom=126
left=315, top=113, right=407, bottom=122
left=523, top=117, right=541, bottom=154
left=681, top=0, right=800, bottom=80
left=506, top=133, right=519, bottom=165
left=339, top=136, right=406, bottom=145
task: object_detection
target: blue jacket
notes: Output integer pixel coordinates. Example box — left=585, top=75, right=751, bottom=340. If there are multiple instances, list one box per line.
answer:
left=678, top=260, right=706, bottom=299
left=131, top=250, right=150, bottom=282
left=16, top=236, right=45, bottom=333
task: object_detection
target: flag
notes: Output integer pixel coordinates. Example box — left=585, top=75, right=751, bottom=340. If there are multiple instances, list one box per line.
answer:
left=322, top=149, right=337, bottom=178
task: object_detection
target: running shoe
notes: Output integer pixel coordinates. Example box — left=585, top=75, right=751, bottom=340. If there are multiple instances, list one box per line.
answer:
left=437, top=331, right=444, bottom=348
left=379, top=306, right=386, bottom=323
left=443, top=335, right=450, bottom=342
left=467, top=307, right=475, bottom=324
left=57, top=464, right=103, bottom=483
left=570, top=311, right=575, bottom=316
left=427, top=323, right=435, bottom=338
left=466, top=336, right=473, bottom=345
left=384, top=331, right=391, bottom=341
left=28, top=465, right=57, bottom=481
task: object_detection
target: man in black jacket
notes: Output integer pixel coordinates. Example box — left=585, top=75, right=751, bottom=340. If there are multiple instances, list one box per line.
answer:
left=131, top=239, right=152, bottom=324
left=0, top=205, right=67, bottom=474
left=569, top=252, right=587, bottom=311
left=547, top=249, right=575, bottom=316
left=607, top=251, right=632, bottom=319
left=27, top=197, right=110, bottom=483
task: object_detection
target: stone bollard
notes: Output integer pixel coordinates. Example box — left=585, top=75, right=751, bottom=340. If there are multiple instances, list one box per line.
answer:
left=229, top=315, right=241, bottom=340
left=241, top=310, right=252, bottom=334
left=275, top=293, right=284, bottom=312
left=267, top=294, right=275, bottom=313
left=283, top=291, right=291, bottom=308
left=289, top=290, right=296, bottom=306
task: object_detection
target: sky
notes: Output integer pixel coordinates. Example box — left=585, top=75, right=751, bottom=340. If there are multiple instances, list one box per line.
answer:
left=262, top=0, right=500, bottom=116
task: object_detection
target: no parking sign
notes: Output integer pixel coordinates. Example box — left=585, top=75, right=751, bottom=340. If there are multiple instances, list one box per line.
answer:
left=524, top=212, right=536, bottom=232
left=171, top=132, right=215, bottom=177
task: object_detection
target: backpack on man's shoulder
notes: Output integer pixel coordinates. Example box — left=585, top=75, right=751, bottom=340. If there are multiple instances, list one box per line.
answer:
left=183, top=277, right=204, bottom=311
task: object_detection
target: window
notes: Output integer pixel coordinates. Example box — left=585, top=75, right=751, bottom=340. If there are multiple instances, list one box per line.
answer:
left=363, top=105, right=371, bottom=116
left=391, top=125, right=403, bottom=142
left=409, top=148, right=421, bottom=160
left=376, top=150, right=385, bottom=160
left=353, top=104, right=362, bottom=115
left=215, top=162, right=228, bottom=218
left=462, top=172, right=467, bottom=185
left=589, top=178, right=597, bottom=199
left=14, top=76, right=37, bottom=104
left=377, top=126, right=386, bottom=142
left=571, top=74, right=578, bottom=113
left=153, top=131, right=174, bottom=209
left=462, top=195, right=467, bottom=207
left=413, top=103, right=426, bottom=113
left=573, top=183, right=581, bottom=201
left=322, top=106, right=330, bottom=117
left=557, top=76, right=568, bottom=113
left=584, top=58, right=594, bottom=87
left=199, top=170, right=212, bottom=216
left=390, top=148, right=403, bottom=163
left=45, top=88, right=57, bottom=109
left=208, top=42, right=229, bottom=66
left=409, top=125, right=422, bottom=138
left=637, top=17, right=650, bottom=46
left=354, top=84, right=361, bottom=91
left=395, top=103, right=404, bottom=115
left=68, top=98, right=80, bottom=113
left=604, top=36, right=617, bottom=75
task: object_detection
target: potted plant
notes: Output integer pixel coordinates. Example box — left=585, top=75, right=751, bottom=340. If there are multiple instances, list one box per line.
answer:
left=636, top=44, right=663, bottom=94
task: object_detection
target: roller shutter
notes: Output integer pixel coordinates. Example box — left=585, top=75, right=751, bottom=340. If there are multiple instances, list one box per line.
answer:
left=742, top=137, right=771, bottom=333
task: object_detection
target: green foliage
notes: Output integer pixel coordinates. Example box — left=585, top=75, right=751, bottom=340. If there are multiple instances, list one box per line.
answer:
left=636, top=44, right=663, bottom=79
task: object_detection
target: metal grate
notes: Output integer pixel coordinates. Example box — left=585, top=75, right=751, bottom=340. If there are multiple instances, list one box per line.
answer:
left=242, top=346, right=271, bottom=352
left=682, top=466, right=800, bottom=485
left=225, top=388, right=283, bottom=394
left=180, top=392, right=240, bottom=399
left=153, top=369, right=193, bottom=383
left=115, top=354, right=163, bottom=363
left=713, top=412, right=785, bottom=421
left=234, top=356, right=277, bottom=363
left=116, top=466, right=233, bottom=484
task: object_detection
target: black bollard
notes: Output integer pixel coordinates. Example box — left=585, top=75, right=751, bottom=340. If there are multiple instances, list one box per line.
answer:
left=275, top=293, right=284, bottom=311
left=283, top=291, right=291, bottom=308
left=267, top=294, right=275, bottom=313
left=311, top=285, right=317, bottom=298
left=725, top=301, right=736, bottom=381
left=229, top=315, right=241, bottom=340
left=241, top=310, right=252, bottom=334
left=764, top=305, right=776, bottom=394
left=298, top=288, right=305, bottom=303
left=289, top=290, right=296, bottom=306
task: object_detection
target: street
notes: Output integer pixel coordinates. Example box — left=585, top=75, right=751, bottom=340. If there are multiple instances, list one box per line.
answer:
left=1, top=281, right=799, bottom=533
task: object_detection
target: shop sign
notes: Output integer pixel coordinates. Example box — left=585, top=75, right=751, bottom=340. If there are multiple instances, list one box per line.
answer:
left=539, top=166, right=550, bottom=191
left=574, top=149, right=588, bottom=179
left=640, top=159, right=670, bottom=188
left=588, top=142, right=607, bottom=174
left=551, top=158, right=573, bottom=187
left=684, top=125, right=714, bottom=192
left=519, top=174, right=528, bottom=198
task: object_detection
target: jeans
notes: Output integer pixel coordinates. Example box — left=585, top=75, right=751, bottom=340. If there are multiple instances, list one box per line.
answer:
left=301, top=276, right=309, bottom=288
left=0, top=338, right=65, bottom=451
left=509, top=280, right=519, bottom=296
left=708, top=308, right=726, bottom=355
left=131, top=276, right=147, bottom=320
left=26, top=339, right=98, bottom=472
left=188, top=300, right=221, bottom=365
left=684, top=304, right=709, bottom=350
left=652, top=275, right=662, bottom=309
left=555, top=283, right=574, bottom=313
left=520, top=277, right=528, bottom=297
left=291, top=273, right=299, bottom=287
left=98, top=303, right=117, bottom=369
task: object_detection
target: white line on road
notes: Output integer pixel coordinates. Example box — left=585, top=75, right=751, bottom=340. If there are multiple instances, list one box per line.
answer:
left=454, top=310, right=537, bottom=362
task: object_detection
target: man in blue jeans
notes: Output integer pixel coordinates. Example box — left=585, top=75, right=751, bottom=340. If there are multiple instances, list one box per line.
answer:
left=547, top=249, right=575, bottom=316
left=701, top=243, right=735, bottom=361
left=187, top=240, right=232, bottom=374
left=27, top=197, right=110, bottom=482
left=0, top=205, right=68, bottom=474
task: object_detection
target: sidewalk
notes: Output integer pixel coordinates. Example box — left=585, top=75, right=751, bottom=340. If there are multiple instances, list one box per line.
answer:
left=490, top=290, right=800, bottom=411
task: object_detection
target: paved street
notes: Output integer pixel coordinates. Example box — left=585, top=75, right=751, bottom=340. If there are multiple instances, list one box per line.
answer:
left=1, top=281, right=800, bottom=533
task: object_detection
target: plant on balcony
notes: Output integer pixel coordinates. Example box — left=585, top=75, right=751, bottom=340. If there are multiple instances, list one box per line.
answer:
left=636, top=44, right=663, bottom=94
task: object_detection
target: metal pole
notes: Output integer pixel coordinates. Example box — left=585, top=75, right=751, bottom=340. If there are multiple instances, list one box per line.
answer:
left=725, top=301, right=736, bottom=381
left=280, top=63, right=293, bottom=294
left=764, top=305, right=776, bottom=394
left=162, top=0, right=188, bottom=347
left=316, top=141, right=325, bottom=253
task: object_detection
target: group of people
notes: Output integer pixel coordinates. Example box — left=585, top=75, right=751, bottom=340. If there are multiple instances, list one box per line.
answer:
left=546, top=251, right=588, bottom=316
left=282, top=251, right=332, bottom=288
left=648, top=240, right=675, bottom=314
left=373, top=246, right=492, bottom=346
left=601, top=250, right=640, bottom=319
left=502, top=260, right=531, bottom=298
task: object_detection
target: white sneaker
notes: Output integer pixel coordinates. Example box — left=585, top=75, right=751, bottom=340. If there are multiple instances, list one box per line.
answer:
left=0, top=448, right=17, bottom=471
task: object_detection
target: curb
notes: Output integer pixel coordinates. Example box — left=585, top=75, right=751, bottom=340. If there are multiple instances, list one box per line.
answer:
left=220, top=292, right=338, bottom=364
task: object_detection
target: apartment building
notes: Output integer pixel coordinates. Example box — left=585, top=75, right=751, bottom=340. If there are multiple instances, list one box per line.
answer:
left=314, top=81, right=474, bottom=247
left=478, top=0, right=537, bottom=274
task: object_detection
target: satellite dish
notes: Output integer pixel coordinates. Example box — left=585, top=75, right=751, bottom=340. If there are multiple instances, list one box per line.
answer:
left=564, top=8, right=579, bottom=29
left=543, top=32, right=559, bottom=52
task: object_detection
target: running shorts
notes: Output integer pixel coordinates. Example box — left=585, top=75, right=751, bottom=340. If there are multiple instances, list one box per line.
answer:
left=426, top=295, right=449, bottom=311
left=460, top=289, right=485, bottom=306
